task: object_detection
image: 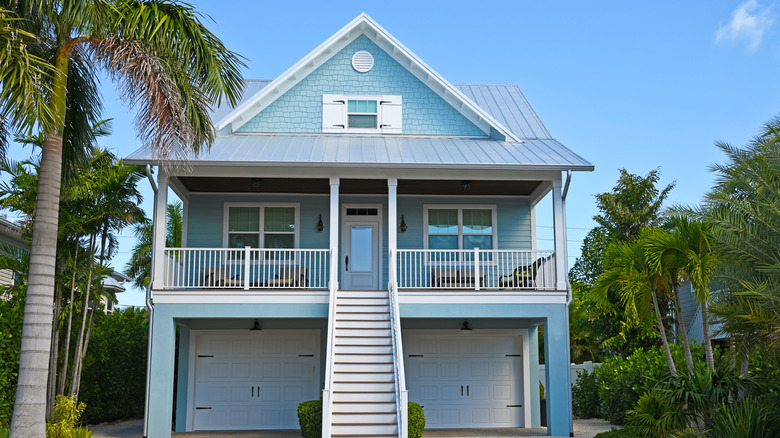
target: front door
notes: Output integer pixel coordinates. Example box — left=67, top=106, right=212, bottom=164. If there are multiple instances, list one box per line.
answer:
left=342, top=205, right=381, bottom=290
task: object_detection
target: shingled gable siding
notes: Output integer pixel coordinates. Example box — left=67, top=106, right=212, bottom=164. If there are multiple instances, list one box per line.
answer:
left=236, top=35, right=486, bottom=136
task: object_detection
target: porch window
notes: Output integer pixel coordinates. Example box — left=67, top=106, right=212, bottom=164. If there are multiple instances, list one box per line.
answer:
left=425, top=206, right=496, bottom=254
left=225, top=204, right=298, bottom=250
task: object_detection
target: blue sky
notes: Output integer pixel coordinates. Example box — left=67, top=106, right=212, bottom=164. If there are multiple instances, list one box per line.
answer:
left=5, top=1, right=780, bottom=307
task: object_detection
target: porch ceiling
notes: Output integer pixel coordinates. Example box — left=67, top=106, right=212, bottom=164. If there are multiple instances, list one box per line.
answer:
left=176, top=177, right=543, bottom=196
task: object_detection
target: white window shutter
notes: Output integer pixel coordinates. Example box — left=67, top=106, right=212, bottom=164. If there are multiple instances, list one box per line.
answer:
left=380, top=95, right=402, bottom=134
left=322, top=94, right=346, bottom=133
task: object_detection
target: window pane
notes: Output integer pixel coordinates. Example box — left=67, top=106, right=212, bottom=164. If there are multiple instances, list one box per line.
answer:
left=348, top=100, right=377, bottom=113
left=350, top=226, right=373, bottom=272
left=429, top=235, right=458, bottom=250
left=228, top=233, right=259, bottom=248
left=264, top=207, right=295, bottom=232
left=264, top=234, right=294, bottom=249
left=463, top=235, right=492, bottom=250
left=228, top=207, right=259, bottom=232
left=348, top=114, right=377, bottom=128
left=463, top=209, right=492, bottom=234
left=428, top=209, right=458, bottom=234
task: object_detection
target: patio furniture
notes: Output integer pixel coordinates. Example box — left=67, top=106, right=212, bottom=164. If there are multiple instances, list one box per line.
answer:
left=498, top=257, right=547, bottom=289
left=203, top=268, right=242, bottom=287
left=266, top=267, right=309, bottom=288
left=431, top=268, right=484, bottom=288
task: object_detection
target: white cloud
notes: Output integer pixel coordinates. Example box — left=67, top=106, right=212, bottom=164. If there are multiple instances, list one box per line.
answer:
left=716, top=0, right=775, bottom=52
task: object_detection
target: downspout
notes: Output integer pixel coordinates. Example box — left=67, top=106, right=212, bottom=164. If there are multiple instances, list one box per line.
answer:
left=562, top=170, right=574, bottom=438
left=143, top=165, right=158, bottom=438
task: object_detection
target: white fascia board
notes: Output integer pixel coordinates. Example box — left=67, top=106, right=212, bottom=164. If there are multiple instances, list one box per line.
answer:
left=215, top=13, right=521, bottom=142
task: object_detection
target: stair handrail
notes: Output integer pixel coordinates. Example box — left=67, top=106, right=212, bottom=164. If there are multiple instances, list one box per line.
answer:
left=389, top=248, right=408, bottom=437
left=322, top=247, right=337, bottom=437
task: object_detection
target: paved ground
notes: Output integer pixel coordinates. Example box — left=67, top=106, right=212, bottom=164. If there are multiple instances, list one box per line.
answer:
left=90, top=418, right=617, bottom=438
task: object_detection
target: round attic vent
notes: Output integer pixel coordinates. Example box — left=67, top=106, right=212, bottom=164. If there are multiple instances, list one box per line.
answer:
left=352, top=51, right=374, bottom=73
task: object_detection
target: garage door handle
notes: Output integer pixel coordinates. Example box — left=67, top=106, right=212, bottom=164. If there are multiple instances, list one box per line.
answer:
left=467, top=385, right=469, bottom=396
left=251, top=386, right=254, bottom=397
left=461, top=385, right=463, bottom=396
left=195, top=407, right=212, bottom=410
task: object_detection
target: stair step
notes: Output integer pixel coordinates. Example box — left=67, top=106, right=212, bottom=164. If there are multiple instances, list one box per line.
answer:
left=333, top=363, right=394, bottom=373
left=332, top=412, right=398, bottom=424
left=334, top=354, right=393, bottom=363
left=334, top=328, right=393, bottom=337
left=335, top=336, right=392, bottom=345
left=336, top=321, right=392, bottom=330
left=337, top=291, right=389, bottom=298
left=334, top=345, right=393, bottom=355
left=331, top=423, right=398, bottom=436
left=333, top=373, right=395, bottom=382
left=337, top=298, right=389, bottom=305
left=332, top=391, right=396, bottom=402
left=333, top=382, right=396, bottom=392
left=336, top=313, right=391, bottom=321
left=331, top=402, right=397, bottom=413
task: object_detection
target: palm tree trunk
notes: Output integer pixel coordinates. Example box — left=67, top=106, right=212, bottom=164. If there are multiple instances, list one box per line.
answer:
left=673, top=286, right=694, bottom=373
left=652, top=291, right=677, bottom=377
left=58, top=249, right=78, bottom=396
left=70, top=233, right=96, bottom=397
left=9, top=134, right=64, bottom=438
left=71, top=305, right=95, bottom=397
left=701, top=303, right=715, bottom=371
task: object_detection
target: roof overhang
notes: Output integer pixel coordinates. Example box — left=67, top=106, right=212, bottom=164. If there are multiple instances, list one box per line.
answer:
left=214, top=13, right=521, bottom=142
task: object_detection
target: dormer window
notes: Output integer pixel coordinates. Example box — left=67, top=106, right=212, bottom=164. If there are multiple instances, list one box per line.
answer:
left=323, top=94, right=402, bottom=134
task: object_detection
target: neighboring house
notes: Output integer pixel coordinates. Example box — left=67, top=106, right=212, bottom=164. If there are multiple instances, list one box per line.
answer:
left=0, top=216, right=26, bottom=294
left=127, top=14, right=593, bottom=438
left=90, top=271, right=130, bottom=314
left=676, top=280, right=728, bottom=348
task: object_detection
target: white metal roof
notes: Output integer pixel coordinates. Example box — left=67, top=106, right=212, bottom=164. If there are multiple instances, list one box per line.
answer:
left=456, top=85, right=553, bottom=140
left=126, top=134, right=593, bottom=171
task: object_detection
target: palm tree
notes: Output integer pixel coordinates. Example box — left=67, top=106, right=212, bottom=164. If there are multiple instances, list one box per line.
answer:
left=126, top=201, right=182, bottom=288
left=1, top=2, right=244, bottom=436
left=701, top=116, right=780, bottom=362
left=593, top=234, right=678, bottom=377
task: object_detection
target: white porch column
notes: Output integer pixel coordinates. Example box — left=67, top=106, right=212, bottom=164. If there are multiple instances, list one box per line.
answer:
left=387, top=178, right=398, bottom=290
left=329, top=177, right=340, bottom=290
left=151, top=171, right=169, bottom=290
left=551, top=178, right=567, bottom=291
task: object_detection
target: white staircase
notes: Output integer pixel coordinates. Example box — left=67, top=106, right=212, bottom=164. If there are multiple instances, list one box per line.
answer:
left=330, top=290, right=400, bottom=437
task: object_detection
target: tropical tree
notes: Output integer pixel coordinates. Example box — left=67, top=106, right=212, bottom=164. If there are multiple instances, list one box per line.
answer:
left=126, top=201, right=182, bottom=289
left=0, top=2, right=244, bottom=435
left=593, top=233, right=678, bottom=377
left=700, top=116, right=780, bottom=363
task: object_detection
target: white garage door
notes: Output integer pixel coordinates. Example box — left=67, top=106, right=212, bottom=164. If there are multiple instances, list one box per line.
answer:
left=404, top=330, right=524, bottom=428
left=190, top=330, right=320, bottom=430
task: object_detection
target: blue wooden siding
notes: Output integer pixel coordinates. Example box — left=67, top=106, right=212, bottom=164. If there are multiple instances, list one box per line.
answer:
left=236, top=35, right=485, bottom=136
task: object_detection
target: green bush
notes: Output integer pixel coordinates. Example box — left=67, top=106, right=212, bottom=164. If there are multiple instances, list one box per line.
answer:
left=572, top=369, right=600, bottom=418
left=712, top=397, right=780, bottom=438
left=626, top=390, right=685, bottom=438
left=79, top=308, right=148, bottom=424
left=297, top=400, right=322, bottom=438
left=46, top=394, right=92, bottom=438
left=593, top=427, right=640, bottom=438
left=0, top=288, right=24, bottom=426
left=408, top=402, right=425, bottom=438
left=296, top=400, right=425, bottom=437
left=0, top=425, right=8, bottom=438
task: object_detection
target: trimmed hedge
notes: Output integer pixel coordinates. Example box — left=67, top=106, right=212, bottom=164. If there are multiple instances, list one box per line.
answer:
left=297, top=400, right=425, bottom=437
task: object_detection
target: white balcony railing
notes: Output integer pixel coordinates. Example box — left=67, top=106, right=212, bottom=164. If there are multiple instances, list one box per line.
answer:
left=163, top=247, right=330, bottom=289
left=396, top=249, right=556, bottom=290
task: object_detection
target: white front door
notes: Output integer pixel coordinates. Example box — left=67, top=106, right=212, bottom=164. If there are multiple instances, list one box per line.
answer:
left=190, top=330, right=320, bottom=431
left=341, top=205, right=382, bottom=290
left=404, top=330, right=525, bottom=428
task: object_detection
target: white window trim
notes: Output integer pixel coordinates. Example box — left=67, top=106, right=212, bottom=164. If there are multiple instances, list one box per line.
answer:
left=323, top=94, right=402, bottom=134
left=423, top=204, right=498, bottom=265
left=222, top=202, right=300, bottom=250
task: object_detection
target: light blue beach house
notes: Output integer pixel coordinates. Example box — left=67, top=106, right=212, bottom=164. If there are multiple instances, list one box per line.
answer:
left=127, top=14, right=593, bottom=438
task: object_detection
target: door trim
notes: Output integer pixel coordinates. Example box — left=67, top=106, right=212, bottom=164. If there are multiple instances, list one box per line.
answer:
left=341, top=203, right=383, bottom=290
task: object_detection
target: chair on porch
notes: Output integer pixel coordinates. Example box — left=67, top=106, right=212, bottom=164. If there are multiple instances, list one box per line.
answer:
left=431, top=268, right=484, bottom=288
left=266, top=267, right=309, bottom=288
left=202, top=268, right=242, bottom=287
left=498, top=256, right=548, bottom=289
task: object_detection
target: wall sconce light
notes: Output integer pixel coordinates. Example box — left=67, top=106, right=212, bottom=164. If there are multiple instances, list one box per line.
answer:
left=251, top=178, right=262, bottom=188
left=249, top=319, right=262, bottom=331
left=461, top=319, right=472, bottom=331
left=316, top=214, right=324, bottom=232
left=399, top=215, right=407, bottom=233
left=461, top=180, right=472, bottom=191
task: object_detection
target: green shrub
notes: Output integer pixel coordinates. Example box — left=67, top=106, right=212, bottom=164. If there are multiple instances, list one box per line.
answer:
left=79, top=308, right=148, bottom=424
left=297, top=400, right=425, bottom=437
left=0, top=288, right=24, bottom=426
left=572, top=369, right=600, bottom=418
left=408, top=402, right=425, bottom=438
left=626, top=390, right=686, bottom=438
left=712, top=397, right=780, bottom=438
left=593, top=427, right=640, bottom=438
left=46, top=394, right=92, bottom=438
left=0, top=425, right=8, bottom=438
left=297, top=400, right=322, bottom=438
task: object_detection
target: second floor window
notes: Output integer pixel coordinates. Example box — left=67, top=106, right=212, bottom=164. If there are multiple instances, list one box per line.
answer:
left=425, top=206, right=495, bottom=251
left=225, top=204, right=297, bottom=249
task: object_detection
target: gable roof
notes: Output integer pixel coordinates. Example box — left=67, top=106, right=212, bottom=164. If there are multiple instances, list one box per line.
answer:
left=215, top=13, right=520, bottom=142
